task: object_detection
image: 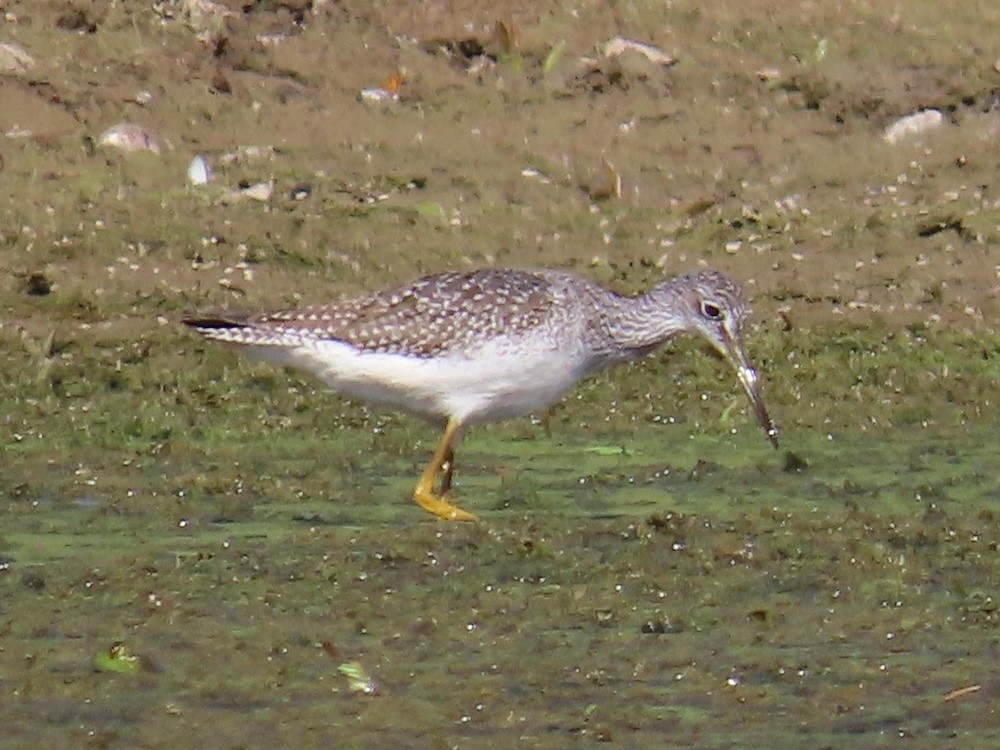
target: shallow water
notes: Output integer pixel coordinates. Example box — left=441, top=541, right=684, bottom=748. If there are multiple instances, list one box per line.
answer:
left=2, top=412, right=997, bottom=747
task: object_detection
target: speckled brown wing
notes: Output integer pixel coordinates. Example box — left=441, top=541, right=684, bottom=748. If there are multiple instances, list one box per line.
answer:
left=223, top=270, right=560, bottom=358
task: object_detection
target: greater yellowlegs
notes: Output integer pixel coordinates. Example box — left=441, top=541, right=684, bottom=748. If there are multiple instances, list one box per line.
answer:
left=184, top=269, right=778, bottom=521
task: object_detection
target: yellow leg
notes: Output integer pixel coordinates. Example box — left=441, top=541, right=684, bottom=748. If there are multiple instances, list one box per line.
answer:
left=440, top=445, right=454, bottom=494
left=413, top=418, right=476, bottom=522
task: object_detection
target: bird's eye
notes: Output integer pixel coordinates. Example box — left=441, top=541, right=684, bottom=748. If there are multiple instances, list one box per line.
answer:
left=701, top=301, right=724, bottom=320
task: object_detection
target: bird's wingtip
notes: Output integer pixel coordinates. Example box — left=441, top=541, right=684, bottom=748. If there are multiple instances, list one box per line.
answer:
left=182, top=315, right=250, bottom=330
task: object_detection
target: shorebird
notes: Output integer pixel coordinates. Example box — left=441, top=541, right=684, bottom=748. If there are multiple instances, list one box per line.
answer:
left=184, top=268, right=778, bottom=521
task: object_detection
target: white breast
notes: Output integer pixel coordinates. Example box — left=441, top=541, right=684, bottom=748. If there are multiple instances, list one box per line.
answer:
left=242, top=329, right=594, bottom=426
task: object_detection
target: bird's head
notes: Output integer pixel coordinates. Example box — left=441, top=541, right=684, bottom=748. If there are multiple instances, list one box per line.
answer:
left=670, top=271, right=779, bottom=447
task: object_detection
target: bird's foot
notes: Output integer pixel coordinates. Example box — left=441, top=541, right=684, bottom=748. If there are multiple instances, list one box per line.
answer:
left=414, top=489, right=477, bottom=522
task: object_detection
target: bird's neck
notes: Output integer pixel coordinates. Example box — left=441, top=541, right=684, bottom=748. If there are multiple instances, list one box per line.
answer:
left=598, top=284, right=687, bottom=359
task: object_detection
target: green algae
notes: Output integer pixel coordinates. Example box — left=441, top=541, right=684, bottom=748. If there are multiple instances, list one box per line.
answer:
left=2, top=270, right=997, bottom=747
left=2, top=337, right=997, bottom=745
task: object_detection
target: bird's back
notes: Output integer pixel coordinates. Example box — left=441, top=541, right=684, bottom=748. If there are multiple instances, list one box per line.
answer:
left=186, top=269, right=580, bottom=359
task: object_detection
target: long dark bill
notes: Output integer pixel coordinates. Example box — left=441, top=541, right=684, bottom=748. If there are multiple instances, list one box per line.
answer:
left=723, top=332, right=779, bottom=448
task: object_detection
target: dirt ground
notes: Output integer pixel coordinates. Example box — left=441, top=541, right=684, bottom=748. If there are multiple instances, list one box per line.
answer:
left=2, top=0, right=998, bottom=331
left=1, top=1, right=998, bottom=747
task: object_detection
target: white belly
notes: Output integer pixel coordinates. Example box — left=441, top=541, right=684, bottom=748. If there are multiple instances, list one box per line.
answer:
left=244, top=333, right=593, bottom=425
